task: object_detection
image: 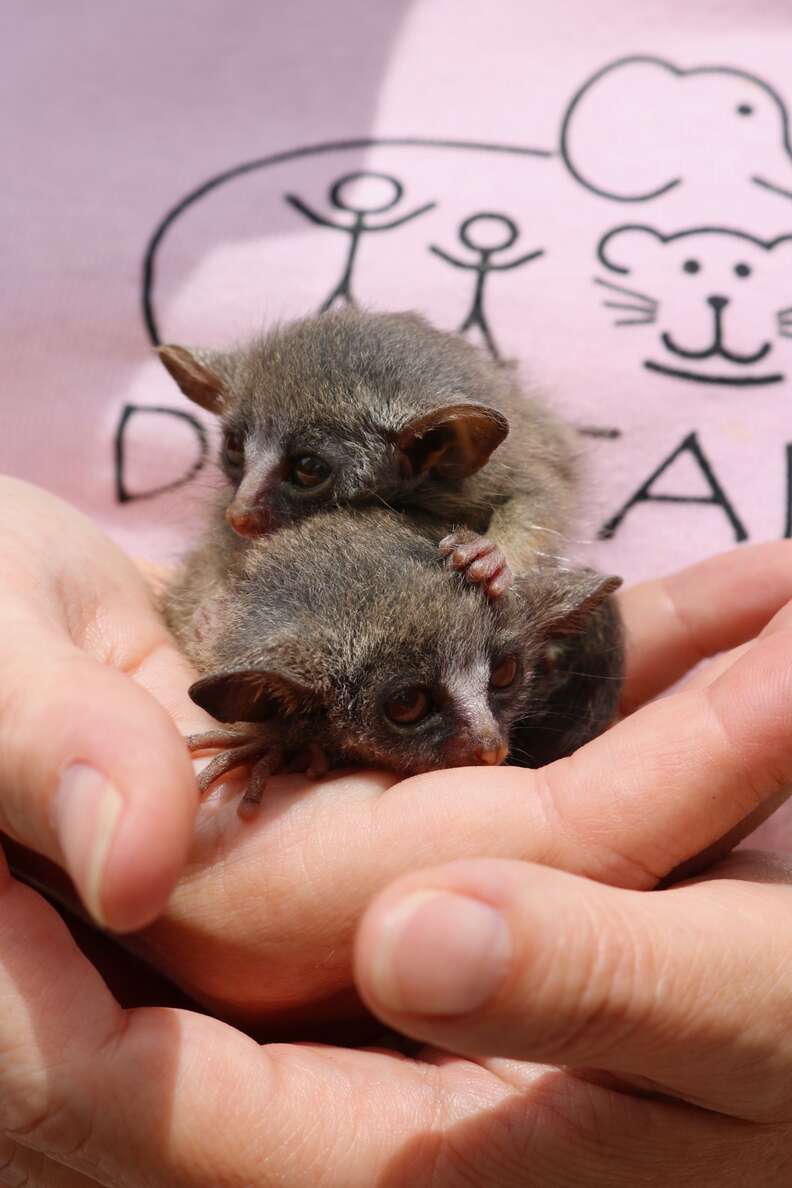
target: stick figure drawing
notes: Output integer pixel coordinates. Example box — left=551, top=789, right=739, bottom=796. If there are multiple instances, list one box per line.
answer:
left=286, top=171, right=436, bottom=311
left=430, top=212, right=544, bottom=358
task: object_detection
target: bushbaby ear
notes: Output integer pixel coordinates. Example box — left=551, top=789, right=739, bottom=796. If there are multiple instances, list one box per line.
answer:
left=189, top=668, right=316, bottom=723
left=397, top=403, right=509, bottom=480
left=515, top=569, right=622, bottom=639
left=158, top=344, right=229, bottom=414
left=543, top=569, right=623, bottom=637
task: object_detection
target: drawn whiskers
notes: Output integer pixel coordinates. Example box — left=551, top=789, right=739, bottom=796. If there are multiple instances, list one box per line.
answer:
left=594, top=276, right=658, bottom=327
left=777, top=306, right=792, bottom=339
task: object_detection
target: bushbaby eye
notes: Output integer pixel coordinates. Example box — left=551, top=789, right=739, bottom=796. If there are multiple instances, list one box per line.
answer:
left=734, top=263, right=751, bottom=278
left=489, top=655, right=518, bottom=689
left=683, top=259, right=701, bottom=275
left=222, top=429, right=245, bottom=471
left=384, top=686, right=431, bottom=725
left=289, top=455, right=332, bottom=490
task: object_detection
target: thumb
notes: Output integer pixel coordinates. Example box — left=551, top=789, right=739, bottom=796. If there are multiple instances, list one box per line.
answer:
left=355, top=857, right=792, bottom=1120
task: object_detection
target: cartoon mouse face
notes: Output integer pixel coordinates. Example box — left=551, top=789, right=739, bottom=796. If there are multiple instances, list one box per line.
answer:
left=597, top=225, right=792, bottom=386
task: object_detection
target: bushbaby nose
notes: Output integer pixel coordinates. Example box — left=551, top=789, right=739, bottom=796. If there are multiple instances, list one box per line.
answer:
left=474, top=740, right=509, bottom=766
left=707, top=294, right=730, bottom=312
left=225, top=501, right=272, bottom=538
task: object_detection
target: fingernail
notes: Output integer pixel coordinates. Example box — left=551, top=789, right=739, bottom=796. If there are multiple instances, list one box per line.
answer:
left=369, top=890, right=512, bottom=1015
left=53, top=764, right=123, bottom=927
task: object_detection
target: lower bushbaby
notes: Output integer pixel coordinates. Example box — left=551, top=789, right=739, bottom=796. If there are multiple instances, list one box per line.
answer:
left=165, top=507, right=623, bottom=813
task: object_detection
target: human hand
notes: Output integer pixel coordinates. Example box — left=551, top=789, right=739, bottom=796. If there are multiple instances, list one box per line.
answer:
left=5, top=480, right=792, bottom=1185
left=3, top=846, right=792, bottom=1185
left=352, top=849, right=792, bottom=1185
left=6, top=475, right=792, bottom=1022
left=120, top=533, right=792, bottom=1020
left=0, top=478, right=200, bottom=931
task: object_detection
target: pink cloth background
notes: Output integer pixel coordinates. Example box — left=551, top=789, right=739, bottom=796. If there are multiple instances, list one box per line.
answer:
left=3, top=2, right=792, bottom=843
left=5, top=0, right=791, bottom=576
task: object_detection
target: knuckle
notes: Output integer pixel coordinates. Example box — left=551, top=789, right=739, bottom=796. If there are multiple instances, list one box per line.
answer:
left=659, top=575, right=708, bottom=668
left=0, top=1033, right=97, bottom=1171
left=0, top=1137, right=30, bottom=1188
left=4, top=1095, right=96, bottom=1174
left=532, top=895, right=651, bottom=1065
left=535, top=760, right=664, bottom=888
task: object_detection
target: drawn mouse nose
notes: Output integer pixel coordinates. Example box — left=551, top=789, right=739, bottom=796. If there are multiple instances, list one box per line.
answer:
left=474, top=739, right=509, bottom=766
left=707, top=294, right=730, bottom=312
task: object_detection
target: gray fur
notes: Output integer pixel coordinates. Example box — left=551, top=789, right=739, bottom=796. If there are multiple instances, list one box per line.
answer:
left=159, top=308, right=579, bottom=561
left=162, top=310, right=623, bottom=790
left=165, top=506, right=622, bottom=782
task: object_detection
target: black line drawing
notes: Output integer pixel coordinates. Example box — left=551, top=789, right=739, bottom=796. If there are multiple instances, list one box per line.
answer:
left=598, top=225, right=792, bottom=273
left=599, top=431, right=748, bottom=542
left=594, top=276, right=658, bottom=327
left=114, top=405, right=208, bottom=504
left=136, top=136, right=555, bottom=505
left=430, top=213, right=544, bottom=359
left=776, top=302, right=792, bottom=344
left=285, top=171, right=436, bottom=311
left=595, top=224, right=792, bottom=386
left=576, top=424, right=622, bottom=440
left=642, top=362, right=782, bottom=386
left=141, top=136, right=553, bottom=344
left=560, top=55, right=792, bottom=203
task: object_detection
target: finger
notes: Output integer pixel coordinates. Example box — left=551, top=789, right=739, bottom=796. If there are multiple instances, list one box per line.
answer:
left=619, top=540, right=792, bottom=713
left=0, top=610, right=197, bottom=932
left=357, top=855, right=792, bottom=1121
left=661, top=597, right=792, bottom=874
left=1, top=868, right=785, bottom=1188
left=681, top=592, right=792, bottom=695
left=544, top=623, right=792, bottom=882
left=0, top=480, right=197, bottom=931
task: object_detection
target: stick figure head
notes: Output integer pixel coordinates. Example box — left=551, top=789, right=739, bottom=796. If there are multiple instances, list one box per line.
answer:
left=459, top=213, right=519, bottom=254
left=329, top=171, right=404, bottom=215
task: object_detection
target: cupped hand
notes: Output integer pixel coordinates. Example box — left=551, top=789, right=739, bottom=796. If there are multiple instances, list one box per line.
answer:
left=6, top=473, right=792, bottom=1022
left=3, top=843, right=792, bottom=1185
left=128, top=533, right=792, bottom=1019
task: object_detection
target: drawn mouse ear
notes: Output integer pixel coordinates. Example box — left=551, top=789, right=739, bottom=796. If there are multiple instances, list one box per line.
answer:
left=158, top=344, right=231, bottom=414
left=188, top=668, right=316, bottom=723
left=397, top=403, right=509, bottom=480
left=597, top=225, right=666, bottom=276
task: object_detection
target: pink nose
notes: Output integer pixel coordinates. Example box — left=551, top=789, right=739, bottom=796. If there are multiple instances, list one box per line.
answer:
left=474, top=740, right=509, bottom=766
left=225, top=502, right=272, bottom=538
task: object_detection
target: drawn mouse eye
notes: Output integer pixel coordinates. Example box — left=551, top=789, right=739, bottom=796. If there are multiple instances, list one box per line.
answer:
left=737, top=103, right=754, bottom=116
left=734, top=262, right=752, bottom=278
left=289, top=455, right=332, bottom=490
left=222, top=429, right=245, bottom=471
left=682, top=259, right=701, bottom=275
left=384, top=686, right=431, bottom=725
left=489, top=655, right=518, bottom=689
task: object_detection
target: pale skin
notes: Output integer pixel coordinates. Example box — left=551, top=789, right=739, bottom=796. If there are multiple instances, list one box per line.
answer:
left=3, top=477, right=792, bottom=1184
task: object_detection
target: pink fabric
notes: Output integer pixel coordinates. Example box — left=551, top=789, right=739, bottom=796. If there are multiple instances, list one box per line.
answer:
left=4, top=2, right=792, bottom=840
left=5, top=0, right=791, bottom=575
